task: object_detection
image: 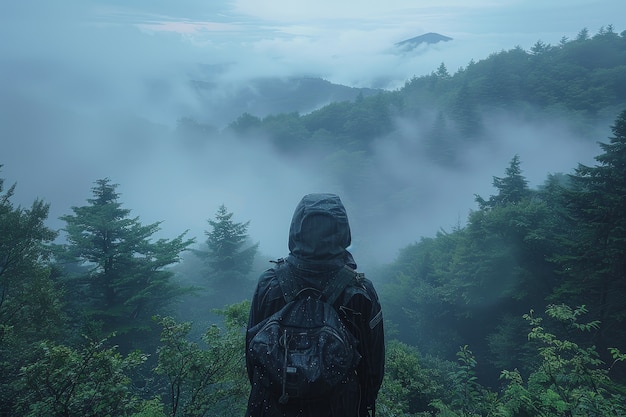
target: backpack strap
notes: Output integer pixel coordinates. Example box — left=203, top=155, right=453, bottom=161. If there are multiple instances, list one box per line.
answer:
left=322, top=265, right=358, bottom=305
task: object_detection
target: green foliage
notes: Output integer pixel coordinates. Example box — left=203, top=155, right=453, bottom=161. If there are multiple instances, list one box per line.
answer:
left=446, top=345, right=494, bottom=416
left=375, top=110, right=626, bottom=414
left=496, top=305, right=626, bottom=416
left=56, top=178, right=194, bottom=350
left=261, top=112, right=309, bottom=152
left=202, top=205, right=258, bottom=278
left=193, top=205, right=258, bottom=305
left=428, top=345, right=499, bottom=417
left=552, top=109, right=626, bottom=356
left=475, top=155, right=530, bottom=210
left=0, top=171, right=66, bottom=414
left=486, top=314, right=538, bottom=376
left=435, top=63, right=451, bottom=78
left=228, top=112, right=262, bottom=135
left=223, top=27, right=626, bottom=169
left=421, top=305, right=626, bottom=416
left=302, top=100, right=354, bottom=139
left=379, top=231, right=467, bottom=357
left=378, top=340, right=448, bottom=416
left=153, top=301, right=249, bottom=417
left=16, top=337, right=147, bottom=417
left=0, top=174, right=61, bottom=338
left=382, top=155, right=566, bottom=373
left=128, top=398, right=168, bottom=417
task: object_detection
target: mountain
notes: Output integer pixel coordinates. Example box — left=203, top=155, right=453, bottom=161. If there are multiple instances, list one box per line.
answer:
left=395, top=32, right=453, bottom=50
left=190, top=77, right=381, bottom=127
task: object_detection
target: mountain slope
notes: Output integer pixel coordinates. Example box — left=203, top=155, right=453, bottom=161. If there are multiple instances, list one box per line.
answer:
left=191, top=77, right=380, bottom=127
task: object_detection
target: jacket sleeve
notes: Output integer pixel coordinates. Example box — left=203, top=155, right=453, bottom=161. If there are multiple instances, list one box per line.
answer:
left=362, top=278, right=385, bottom=401
left=343, top=276, right=385, bottom=411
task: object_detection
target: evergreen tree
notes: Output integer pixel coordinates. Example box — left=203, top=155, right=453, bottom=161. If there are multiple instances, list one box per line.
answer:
left=475, top=155, right=530, bottom=209
left=0, top=170, right=64, bottom=414
left=195, top=205, right=258, bottom=302
left=576, top=27, right=590, bottom=41
left=530, top=40, right=551, bottom=55
left=0, top=172, right=61, bottom=337
left=555, top=109, right=626, bottom=359
left=57, top=178, right=193, bottom=351
left=435, top=62, right=451, bottom=78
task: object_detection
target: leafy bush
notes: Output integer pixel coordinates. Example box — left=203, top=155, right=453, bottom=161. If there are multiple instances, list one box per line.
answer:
left=16, top=337, right=147, bottom=417
left=496, top=305, right=626, bottom=416
left=153, top=301, right=249, bottom=417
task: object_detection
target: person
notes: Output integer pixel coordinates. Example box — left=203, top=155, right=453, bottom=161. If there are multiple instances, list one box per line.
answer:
left=245, top=193, right=385, bottom=417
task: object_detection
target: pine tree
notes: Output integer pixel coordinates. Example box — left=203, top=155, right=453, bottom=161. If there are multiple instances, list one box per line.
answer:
left=0, top=169, right=64, bottom=413
left=475, top=155, right=530, bottom=209
left=196, top=205, right=258, bottom=299
left=435, top=62, right=451, bottom=78
left=555, top=109, right=626, bottom=358
left=57, top=178, right=193, bottom=350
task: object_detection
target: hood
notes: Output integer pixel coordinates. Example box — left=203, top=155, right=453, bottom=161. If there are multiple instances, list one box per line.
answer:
left=287, top=193, right=356, bottom=271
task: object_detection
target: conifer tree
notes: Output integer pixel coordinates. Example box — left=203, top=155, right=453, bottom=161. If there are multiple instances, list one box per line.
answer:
left=0, top=170, right=64, bottom=413
left=57, top=178, right=193, bottom=350
left=475, top=154, right=530, bottom=209
left=435, top=62, right=450, bottom=78
left=0, top=171, right=60, bottom=336
left=555, top=110, right=626, bottom=357
left=196, top=205, right=258, bottom=299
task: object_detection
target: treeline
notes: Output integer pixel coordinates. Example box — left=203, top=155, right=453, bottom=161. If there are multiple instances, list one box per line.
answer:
left=219, top=25, right=626, bottom=163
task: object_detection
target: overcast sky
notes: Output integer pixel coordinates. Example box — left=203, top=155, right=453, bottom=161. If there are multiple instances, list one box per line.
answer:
left=2, top=0, right=623, bottom=87
left=0, top=1, right=623, bottom=265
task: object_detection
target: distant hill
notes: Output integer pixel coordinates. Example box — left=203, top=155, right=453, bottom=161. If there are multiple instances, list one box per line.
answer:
left=395, top=32, right=453, bottom=50
left=190, top=77, right=380, bottom=127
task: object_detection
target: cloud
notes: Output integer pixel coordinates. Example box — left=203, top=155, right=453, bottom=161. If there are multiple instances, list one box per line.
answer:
left=348, top=109, right=604, bottom=264
left=137, top=20, right=241, bottom=35
left=231, top=0, right=510, bottom=23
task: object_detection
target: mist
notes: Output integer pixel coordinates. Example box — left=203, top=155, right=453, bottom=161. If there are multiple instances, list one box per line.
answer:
left=0, top=102, right=603, bottom=269
left=0, top=1, right=616, bottom=269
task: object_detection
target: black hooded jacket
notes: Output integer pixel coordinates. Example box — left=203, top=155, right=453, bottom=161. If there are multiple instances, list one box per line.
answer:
left=245, top=194, right=385, bottom=417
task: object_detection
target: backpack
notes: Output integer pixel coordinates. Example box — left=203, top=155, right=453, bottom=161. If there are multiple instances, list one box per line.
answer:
left=247, top=262, right=362, bottom=404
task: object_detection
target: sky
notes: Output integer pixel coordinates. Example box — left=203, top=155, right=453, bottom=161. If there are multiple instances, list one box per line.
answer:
left=0, top=0, right=623, bottom=266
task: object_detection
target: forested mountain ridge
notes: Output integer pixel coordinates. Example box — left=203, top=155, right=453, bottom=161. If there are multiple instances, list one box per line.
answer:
left=223, top=25, right=626, bottom=163
left=189, top=76, right=381, bottom=127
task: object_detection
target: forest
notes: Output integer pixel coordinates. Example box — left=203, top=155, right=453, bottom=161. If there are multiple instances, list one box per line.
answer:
left=1, top=26, right=626, bottom=416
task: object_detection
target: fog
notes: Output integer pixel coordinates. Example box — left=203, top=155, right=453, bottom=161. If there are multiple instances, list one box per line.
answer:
left=0, top=1, right=618, bottom=268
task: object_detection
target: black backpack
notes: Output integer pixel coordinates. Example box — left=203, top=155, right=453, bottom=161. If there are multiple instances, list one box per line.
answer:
left=248, top=262, right=361, bottom=404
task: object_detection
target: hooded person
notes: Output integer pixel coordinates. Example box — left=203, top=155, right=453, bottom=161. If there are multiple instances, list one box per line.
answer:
left=245, top=193, right=384, bottom=417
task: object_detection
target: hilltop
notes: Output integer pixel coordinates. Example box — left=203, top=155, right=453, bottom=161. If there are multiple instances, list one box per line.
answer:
left=395, top=32, right=453, bottom=50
